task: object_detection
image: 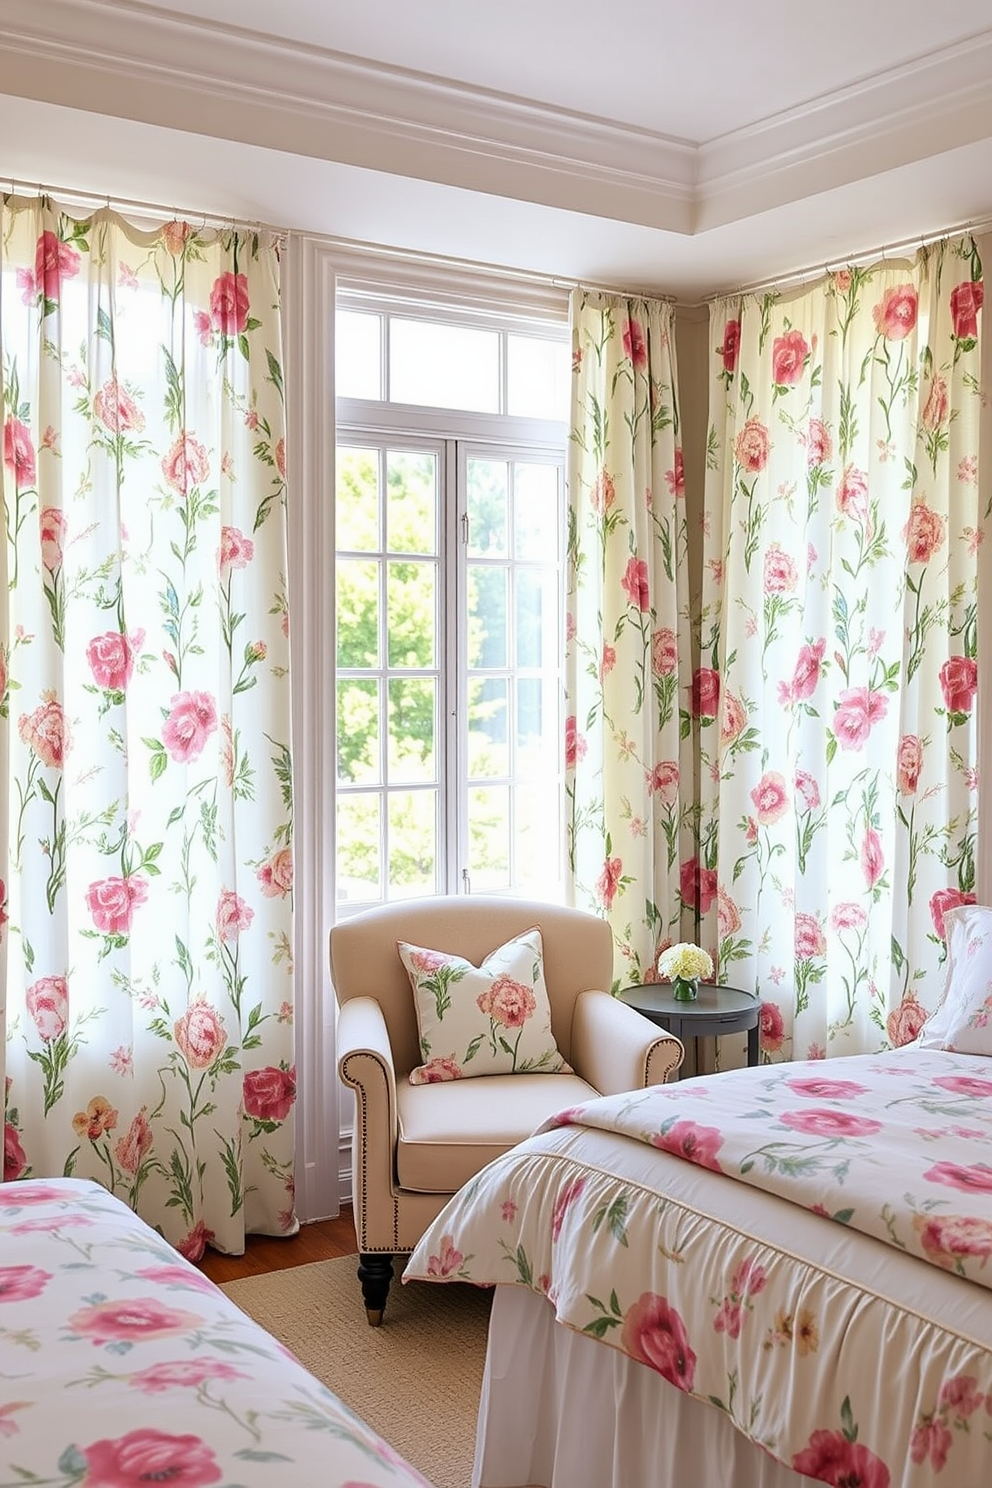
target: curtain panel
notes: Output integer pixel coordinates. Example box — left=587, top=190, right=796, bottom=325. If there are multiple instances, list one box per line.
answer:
left=566, top=290, right=696, bottom=985
left=700, top=238, right=983, bottom=1060
left=0, top=197, right=295, bottom=1256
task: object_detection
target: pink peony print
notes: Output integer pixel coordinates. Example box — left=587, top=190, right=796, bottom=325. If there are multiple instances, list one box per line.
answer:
left=477, top=974, right=536, bottom=1030
left=920, top=376, right=949, bottom=433
left=3, top=418, right=36, bottom=488
left=69, top=1297, right=204, bottom=1344
left=923, top=1161, right=992, bottom=1195
left=114, top=1108, right=153, bottom=1177
left=86, top=875, right=148, bottom=935
left=720, top=691, right=747, bottom=744
left=426, top=1233, right=464, bottom=1278
left=717, top=886, right=742, bottom=936
left=81, top=1429, right=222, bottom=1488
left=805, top=417, right=831, bottom=466
left=134, top=1264, right=219, bottom=1294
left=647, top=760, right=679, bottom=805
left=0, top=1265, right=53, bottom=1302
left=621, top=556, right=650, bottom=611
left=734, top=417, right=770, bottom=472
left=872, top=283, right=918, bottom=341
left=795, top=770, right=820, bottom=813
left=653, top=1119, right=724, bottom=1171
left=130, top=1359, right=248, bottom=1393
left=35, top=230, right=81, bottom=301
left=3, top=1123, right=27, bottom=1182
left=18, top=694, right=70, bottom=769
left=933, top=1074, right=992, bottom=1098
left=651, top=627, right=678, bottom=676
left=886, top=994, right=927, bottom=1048
left=161, top=433, right=210, bottom=495
left=860, top=828, right=884, bottom=890
left=215, top=889, right=253, bottom=942
left=897, top=735, right=922, bottom=796
left=763, top=544, right=797, bottom=593
left=691, top=667, right=720, bottom=719
left=590, top=468, right=616, bottom=513
left=832, top=687, right=888, bottom=751
left=564, top=715, right=587, bottom=769
left=25, top=975, right=68, bottom=1042
left=218, top=525, right=254, bottom=575
left=784, top=1077, right=869, bottom=1099
left=622, top=317, right=647, bottom=367
left=939, top=1374, right=984, bottom=1418
left=904, top=499, right=945, bottom=563
left=750, top=771, right=788, bottom=825
left=256, top=846, right=293, bottom=898
left=910, top=1417, right=953, bottom=1473
left=174, top=998, right=227, bottom=1070
left=161, top=691, right=218, bottom=763
left=597, top=855, right=623, bottom=910
left=621, top=1293, right=697, bottom=1392
left=930, top=887, right=977, bottom=940
left=412, top=1055, right=463, bottom=1083
left=176, top=1220, right=218, bottom=1263
left=243, top=1065, right=297, bottom=1122
left=916, top=1212, right=992, bottom=1270
left=210, top=272, right=250, bottom=335
left=792, top=1428, right=891, bottom=1487
left=836, top=464, right=869, bottom=523
left=780, top=1108, right=882, bottom=1138
left=950, top=280, right=984, bottom=339
left=719, top=320, right=740, bottom=373
left=39, top=506, right=66, bottom=570
left=551, top=1177, right=587, bottom=1241
left=795, top=913, right=826, bottom=959
left=93, top=377, right=145, bottom=434
left=679, top=857, right=718, bottom=915
left=771, top=327, right=809, bottom=386
left=939, top=655, right=978, bottom=715
left=87, top=631, right=136, bottom=692
left=665, top=448, right=685, bottom=497
left=161, top=220, right=191, bottom=256
left=789, top=639, right=825, bottom=702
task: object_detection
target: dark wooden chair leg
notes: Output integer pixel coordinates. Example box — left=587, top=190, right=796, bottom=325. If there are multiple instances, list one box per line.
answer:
left=357, top=1252, right=394, bottom=1326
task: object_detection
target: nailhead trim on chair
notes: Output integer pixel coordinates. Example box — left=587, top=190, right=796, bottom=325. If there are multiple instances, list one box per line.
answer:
left=340, top=1048, right=400, bottom=1251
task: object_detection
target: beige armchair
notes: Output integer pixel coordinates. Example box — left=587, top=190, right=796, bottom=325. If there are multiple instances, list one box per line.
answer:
left=331, top=895, right=683, bottom=1324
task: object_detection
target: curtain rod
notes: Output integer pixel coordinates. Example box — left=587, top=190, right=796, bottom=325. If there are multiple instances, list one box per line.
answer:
left=708, top=215, right=992, bottom=302
left=3, top=176, right=681, bottom=304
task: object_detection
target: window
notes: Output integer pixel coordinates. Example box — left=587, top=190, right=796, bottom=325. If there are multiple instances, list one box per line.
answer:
left=334, top=295, right=568, bottom=909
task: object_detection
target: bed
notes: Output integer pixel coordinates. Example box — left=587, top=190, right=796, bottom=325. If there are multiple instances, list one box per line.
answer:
left=0, top=1177, right=433, bottom=1488
left=403, top=1045, right=992, bottom=1488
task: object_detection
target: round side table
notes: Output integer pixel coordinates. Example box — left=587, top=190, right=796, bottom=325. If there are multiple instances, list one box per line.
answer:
left=617, top=981, right=760, bottom=1079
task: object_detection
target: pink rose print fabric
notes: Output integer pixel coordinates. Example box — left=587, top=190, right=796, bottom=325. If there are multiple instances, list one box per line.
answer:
left=1, top=1178, right=430, bottom=1488
left=400, top=928, right=572, bottom=1083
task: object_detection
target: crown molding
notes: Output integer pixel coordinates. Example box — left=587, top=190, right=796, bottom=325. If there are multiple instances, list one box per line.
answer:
left=5, top=0, right=992, bottom=238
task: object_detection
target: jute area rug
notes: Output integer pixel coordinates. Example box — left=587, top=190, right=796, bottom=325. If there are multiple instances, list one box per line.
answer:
left=222, top=1256, right=492, bottom=1488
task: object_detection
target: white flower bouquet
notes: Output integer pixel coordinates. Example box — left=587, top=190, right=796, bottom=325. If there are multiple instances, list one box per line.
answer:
left=657, top=942, right=713, bottom=1001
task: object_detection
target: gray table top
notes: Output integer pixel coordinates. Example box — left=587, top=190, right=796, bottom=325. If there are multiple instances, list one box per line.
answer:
left=617, top=981, right=758, bottom=1021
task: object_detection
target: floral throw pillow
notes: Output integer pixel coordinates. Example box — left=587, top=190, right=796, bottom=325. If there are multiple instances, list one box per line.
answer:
left=918, top=903, right=992, bottom=1055
left=399, top=927, right=572, bottom=1084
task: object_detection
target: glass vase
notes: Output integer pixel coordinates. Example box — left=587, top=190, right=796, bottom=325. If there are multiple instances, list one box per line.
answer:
left=671, top=976, right=699, bottom=1002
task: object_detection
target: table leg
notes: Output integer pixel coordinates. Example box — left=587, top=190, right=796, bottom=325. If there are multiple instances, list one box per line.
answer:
left=747, top=1019, right=760, bottom=1068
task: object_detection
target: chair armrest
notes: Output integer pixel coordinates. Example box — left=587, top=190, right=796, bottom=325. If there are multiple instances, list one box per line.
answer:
left=570, top=988, right=684, bottom=1092
left=337, top=997, right=401, bottom=1250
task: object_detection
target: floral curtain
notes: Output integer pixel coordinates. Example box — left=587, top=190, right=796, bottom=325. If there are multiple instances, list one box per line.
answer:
left=566, top=290, right=695, bottom=985
left=1, top=197, right=295, bottom=1257
left=699, top=237, right=983, bottom=1061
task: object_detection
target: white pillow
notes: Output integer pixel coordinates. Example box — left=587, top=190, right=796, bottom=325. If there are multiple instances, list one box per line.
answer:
left=399, top=927, right=572, bottom=1084
left=918, top=903, right=992, bottom=1055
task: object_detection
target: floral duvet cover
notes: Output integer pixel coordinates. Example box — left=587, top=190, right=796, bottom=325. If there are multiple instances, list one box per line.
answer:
left=404, top=1048, right=992, bottom=1488
left=0, top=1178, right=432, bottom=1488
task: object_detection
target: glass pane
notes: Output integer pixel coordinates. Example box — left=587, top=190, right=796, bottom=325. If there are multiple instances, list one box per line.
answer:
left=468, top=458, right=508, bottom=557
left=516, top=676, right=555, bottom=762
left=336, top=310, right=382, bottom=401
left=468, top=785, right=510, bottom=890
left=390, top=318, right=500, bottom=413
left=336, top=558, right=380, bottom=667
left=507, top=333, right=569, bottom=420
left=337, top=447, right=380, bottom=552
left=388, top=678, right=437, bottom=782
left=387, top=451, right=437, bottom=555
left=387, top=560, right=436, bottom=668
left=336, top=793, right=382, bottom=903
left=388, top=790, right=437, bottom=896
left=337, top=679, right=380, bottom=784
left=514, top=782, right=561, bottom=889
left=514, top=463, right=559, bottom=561
left=515, top=569, right=559, bottom=670
left=468, top=565, right=507, bottom=669
left=468, top=678, right=508, bottom=778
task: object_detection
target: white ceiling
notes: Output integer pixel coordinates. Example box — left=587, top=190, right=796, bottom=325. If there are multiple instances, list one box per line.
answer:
left=4, top=0, right=992, bottom=300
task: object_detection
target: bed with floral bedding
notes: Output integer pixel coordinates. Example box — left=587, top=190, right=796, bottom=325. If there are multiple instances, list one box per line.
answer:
left=0, top=1177, right=432, bottom=1488
left=403, top=1046, right=992, bottom=1488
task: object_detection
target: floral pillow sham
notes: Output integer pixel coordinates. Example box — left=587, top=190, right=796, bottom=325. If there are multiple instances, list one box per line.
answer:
left=918, top=902, right=992, bottom=1055
left=399, top=927, right=572, bottom=1084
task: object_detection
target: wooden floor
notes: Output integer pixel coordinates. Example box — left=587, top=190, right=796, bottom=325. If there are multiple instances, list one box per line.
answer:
left=198, top=1206, right=359, bottom=1284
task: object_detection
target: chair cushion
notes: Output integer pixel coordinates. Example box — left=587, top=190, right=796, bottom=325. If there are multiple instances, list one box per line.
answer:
left=395, top=1072, right=598, bottom=1192
left=399, top=927, right=572, bottom=1084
